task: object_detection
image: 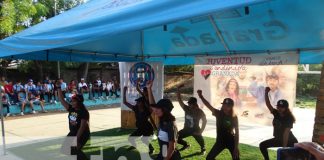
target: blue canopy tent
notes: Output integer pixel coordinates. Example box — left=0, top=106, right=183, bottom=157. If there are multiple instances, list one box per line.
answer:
left=0, top=0, right=324, bottom=64
left=1, top=0, right=324, bottom=155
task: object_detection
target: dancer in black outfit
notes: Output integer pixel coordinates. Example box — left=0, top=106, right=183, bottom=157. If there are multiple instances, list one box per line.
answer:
left=136, top=80, right=158, bottom=130
left=123, top=86, right=154, bottom=154
left=146, top=81, right=181, bottom=160
left=57, top=82, right=90, bottom=160
left=259, top=87, right=298, bottom=160
left=197, top=90, right=240, bottom=160
left=176, top=85, right=207, bottom=155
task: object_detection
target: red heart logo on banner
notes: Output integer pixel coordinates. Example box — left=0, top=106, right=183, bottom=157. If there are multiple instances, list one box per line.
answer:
left=200, top=69, right=211, bottom=80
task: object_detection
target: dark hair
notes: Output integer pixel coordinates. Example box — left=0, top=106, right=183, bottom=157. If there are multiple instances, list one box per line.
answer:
left=225, top=78, right=240, bottom=96
left=72, top=94, right=84, bottom=103
left=160, top=110, right=176, bottom=122
left=220, top=105, right=236, bottom=118
left=80, top=103, right=87, bottom=110
left=284, top=108, right=296, bottom=123
left=73, top=97, right=87, bottom=110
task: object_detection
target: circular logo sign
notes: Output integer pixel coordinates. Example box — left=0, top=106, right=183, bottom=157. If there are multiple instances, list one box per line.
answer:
left=129, top=62, right=155, bottom=88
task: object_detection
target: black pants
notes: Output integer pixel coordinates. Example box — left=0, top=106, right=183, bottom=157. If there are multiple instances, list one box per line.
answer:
left=110, top=90, right=119, bottom=97
left=13, top=93, right=19, bottom=103
left=62, top=91, right=66, bottom=98
left=7, top=93, right=15, bottom=102
left=39, top=93, right=45, bottom=101
left=178, top=128, right=205, bottom=150
left=104, top=89, right=109, bottom=97
left=129, top=127, right=154, bottom=152
left=206, top=137, right=239, bottom=160
left=92, top=87, right=101, bottom=98
left=259, top=137, right=298, bottom=160
left=45, top=91, right=52, bottom=102
left=53, top=90, right=58, bottom=101
left=64, top=132, right=90, bottom=160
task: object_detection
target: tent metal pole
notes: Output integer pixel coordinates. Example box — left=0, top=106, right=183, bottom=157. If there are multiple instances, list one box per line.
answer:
left=0, top=85, right=7, bottom=155
left=51, top=46, right=324, bottom=58
left=57, top=61, right=61, bottom=79
left=208, top=15, right=230, bottom=54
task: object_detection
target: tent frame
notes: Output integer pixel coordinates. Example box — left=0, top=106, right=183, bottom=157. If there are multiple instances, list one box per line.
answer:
left=11, top=46, right=324, bottom=62
left=0, top=85, right=7, bottom=155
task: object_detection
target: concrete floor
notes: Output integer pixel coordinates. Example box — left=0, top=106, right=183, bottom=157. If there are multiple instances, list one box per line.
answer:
left=0, top=102, right=315, bottom=159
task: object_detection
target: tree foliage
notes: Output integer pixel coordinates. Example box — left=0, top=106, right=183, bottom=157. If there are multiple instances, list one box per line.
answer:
left=165, top=65, right=194, bottom=74
left=0, top=0, right=48, bottom=39
left=0, top=0, right=86, bottom=78
left=0, top=0, right=85, bottom=39
left=37, top=0, right=84, bottom=18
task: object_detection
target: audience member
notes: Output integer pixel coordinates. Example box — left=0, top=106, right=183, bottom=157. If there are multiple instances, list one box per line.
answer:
left=13, top=81, right=24, bottom=103
left=44, top=80, right=54, bottom=103
left=18, top=88, right=36, bottom=115
left=1, top=88, right=11, bottom=117
left=68, top=80, right=77, bottom=93
left=0, top=76, right=7, bottom=86
left=78, top=78, right=88, bottom=94
left=28, top=91, right=47, bottom=113
left=60, top=78, right=67, bottom=99
left=4, top=80, right=15, bottom=103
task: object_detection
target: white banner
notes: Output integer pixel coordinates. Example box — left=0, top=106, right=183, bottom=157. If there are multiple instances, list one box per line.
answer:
left=194, top=52, right=299, bottom=125
left=119, top=62, right=164, bottom=110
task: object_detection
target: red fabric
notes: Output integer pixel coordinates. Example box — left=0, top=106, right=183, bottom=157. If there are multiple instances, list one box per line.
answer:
left=68, top=83, right=76, bottom=91
left=4, top=84, right=13, bottom=93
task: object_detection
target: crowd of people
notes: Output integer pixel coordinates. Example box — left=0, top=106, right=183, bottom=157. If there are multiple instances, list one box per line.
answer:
left=0, top=76, right=120, bottom=117
left=2, top=75, right=323, bottom=160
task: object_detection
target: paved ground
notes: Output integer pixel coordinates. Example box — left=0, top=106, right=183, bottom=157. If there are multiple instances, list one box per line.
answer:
left=0, top=102, right=315, bottom=159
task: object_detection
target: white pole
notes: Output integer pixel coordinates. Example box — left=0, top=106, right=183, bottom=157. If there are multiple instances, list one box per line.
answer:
left=0, top=85, right=6, bottom=155
left=54, top=0, right=60, bottom=79
left=208, top=15, right=230, bottom=54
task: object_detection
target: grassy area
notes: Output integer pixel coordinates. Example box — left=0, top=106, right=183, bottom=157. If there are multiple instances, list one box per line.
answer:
left=9, top=128, right=276, bottom=160
left=296, top=96, right=317, bottom=108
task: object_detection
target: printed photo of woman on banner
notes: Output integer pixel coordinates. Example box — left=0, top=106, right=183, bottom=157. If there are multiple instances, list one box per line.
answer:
left=194, top=52, right=298, bottom=125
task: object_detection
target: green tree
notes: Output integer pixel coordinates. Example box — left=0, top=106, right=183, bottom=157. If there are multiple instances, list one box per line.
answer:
left=37, top=0, right=84, bottom=18
left=0, top=0, right=48, bottom=77
left=0, top=0, right=104, bottom=80
left=14, top=0, right=85, bottom=80
left=33, top=0, right=86, bottom=80
left=0, top=0, right=48, bottom=39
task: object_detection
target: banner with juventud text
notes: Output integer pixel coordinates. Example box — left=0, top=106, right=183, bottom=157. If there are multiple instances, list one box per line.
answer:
left=194, top=52, right=298, bottom=125
left=119, top=62, right=164, bottom=110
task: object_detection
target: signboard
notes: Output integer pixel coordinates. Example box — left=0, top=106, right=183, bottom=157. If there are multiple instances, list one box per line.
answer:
left=194, top=52, right=298, bottom=124
left=119, top=62, right=163, bottom=128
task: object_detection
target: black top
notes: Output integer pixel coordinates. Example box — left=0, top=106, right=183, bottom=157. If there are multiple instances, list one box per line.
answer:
left=158, top=120, right=178, bottom=153
left=183, top=106, right=205, bottom=131
left=53, top=83, right=58, bottom=91
left=272, top=109, right=294, bottom=140
left=212, top=109, right=237, bottom=140
left=68, top=105, right=90, bottom=136
left=132, top=105, right=152, bottom=130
